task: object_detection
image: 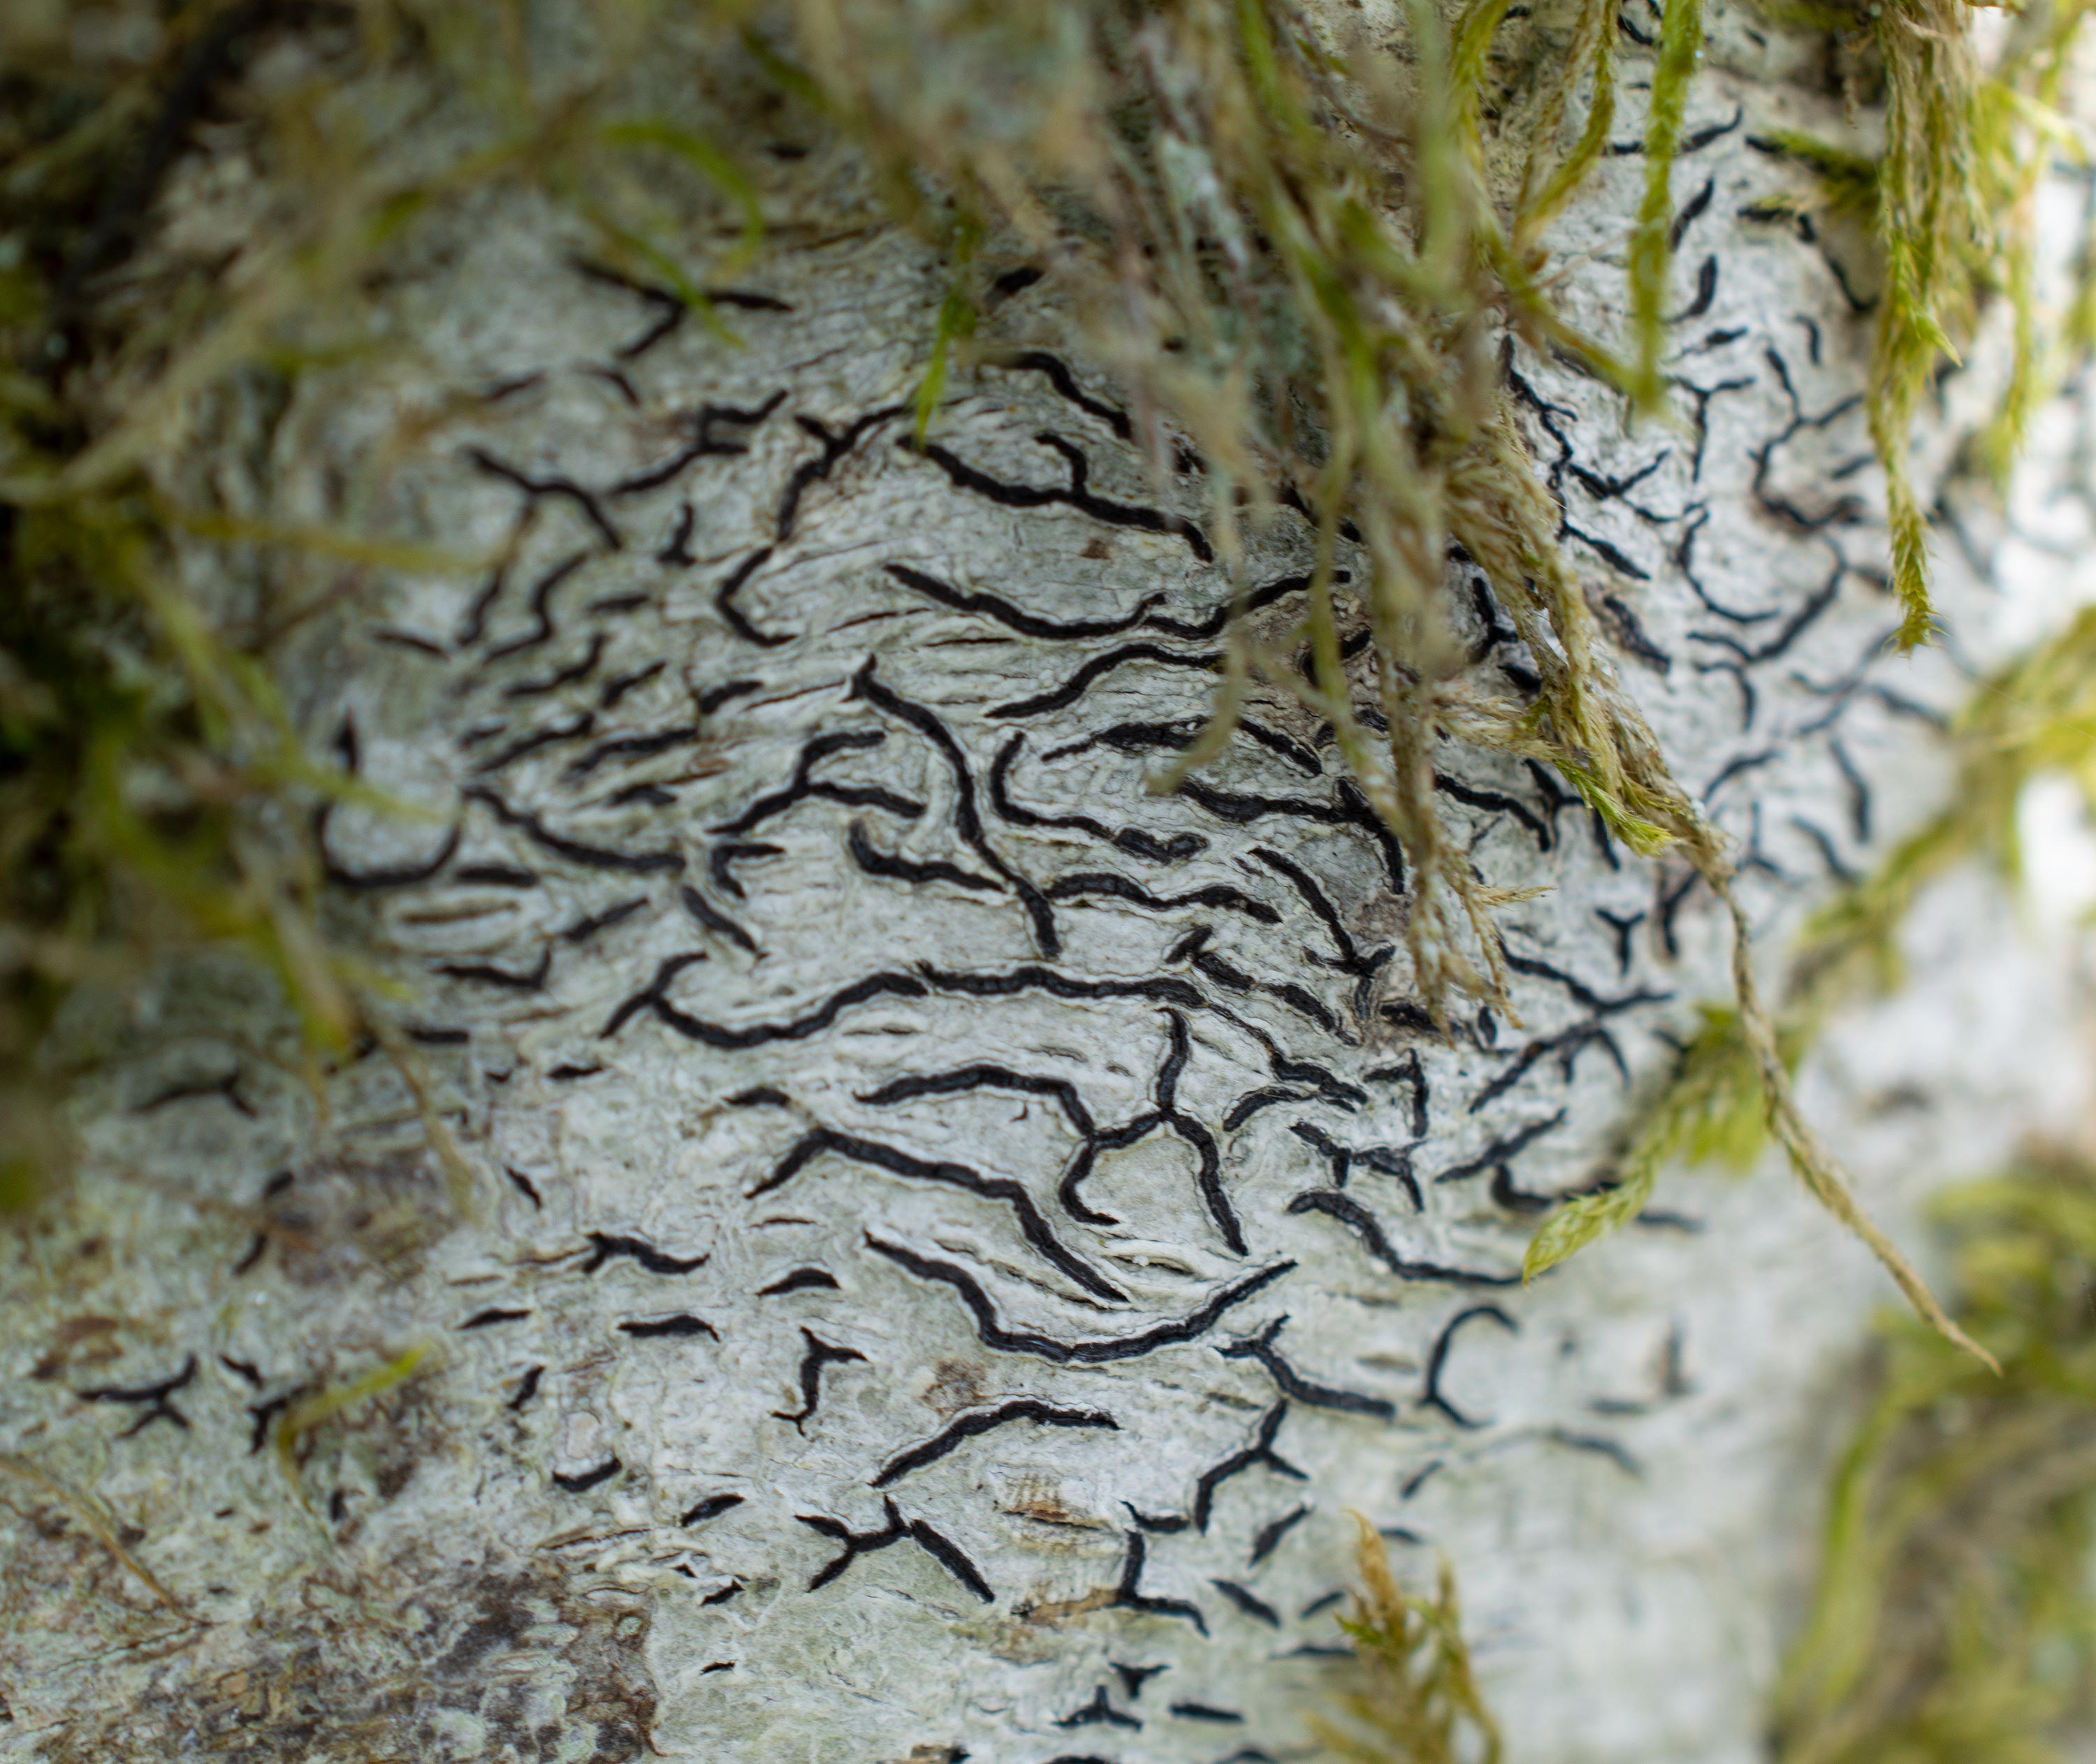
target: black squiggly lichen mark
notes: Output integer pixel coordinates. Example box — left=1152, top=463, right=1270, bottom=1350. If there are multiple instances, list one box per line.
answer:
left=773, top=1327, right=867, bottom=1429
left=1219, top=1317, right=1396, bottom=1420
left=873, top=1398, right=1120, bottom=1487
left=77, top=1354, right=198, bottom=1436
left=797, top=1497, right=993, bottom=1601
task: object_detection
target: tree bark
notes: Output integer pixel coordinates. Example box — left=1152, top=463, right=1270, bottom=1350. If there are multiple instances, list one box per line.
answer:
left=2, top=8, right=2088, bottom=1761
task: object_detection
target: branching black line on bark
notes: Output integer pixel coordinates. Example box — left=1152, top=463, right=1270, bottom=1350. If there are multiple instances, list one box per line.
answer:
left=991, top=351, right=1135, bottom=439
left=559, top=895, right=649, bottom=945
left=1192, top=948, right=1340, bottom=1036
left=607, top=393, right=790, bottom=496
left=1286, top=1190, right=1517, bottom=1286
left=466, top=786, right=686, bottom=874
left=798, top=1496, right=992, bottom=1601
left=619, top=1314, right=719, bottom=1339
left=711, top=729, right=924, bottom=838
left=477, top=551, right=592, bottom=667
left=1247, top=846, right=1363, bottom=970
left=78, top=1355, right=197, bottom=1436
left=988, top=643, right=1221, bottom=722
left=679, top=881, right=759, bottom=955
left=847, top=822, right=1004, bottom=893
left=883, top=562, right=1163, bottom=639
left=1223, top=1086, right=1314, bottom=1130
left=1434, top=773, right=1551, bottom=847
left=1211, top=1579, right=1282, bottom=1627
left=632, top=970, right=931, bottom=1049
left=1503, top=949, right=1668, bottom=1016
left=1176, top=778, right=1405, bottom=893
left=1236, top=1022, right=1369, bottom=1110
left=853, top=659, right=1061, bottom=954
left=1114, top=1661, right=1170, bottom=1700
left=864, top=1234, right=1293, bottom=1364
left=1468, top=1022, right=1629, bottom=1111
left=566, top=725, right=700, bottom=780
left=504, top=634, right=606, bottom=699
left=468, top=449, right=623, bottom=551
left=1432, top=1111, right=1568, bottom=1185
left=1109, top=1530, right=1208, bottom=1633
left=1218, top=1318, right=1397, bottom=1420
left=988, top=734, right=1207, bottom=864
left=1705, top=745, right=1782, bottom=799
left=709, top=840, right=783, bottom=901
left=1192, top=1402, right=1308, bottom=1532
left=1154, top=1011, right=1245, bottom=1253
left=1058, top=1113, right=1165, bottom=1225
left=714, top=546, right=792, bottom=647
left=697, top=677, right=761, bottom=715
left=453, top=862, right=538, bottom=887
left=753, top=1126, right=1125, bottom=1301
left=1056, top=1685, right=1142, bottom=1729
left=1051, top=870, right=1279, bottom=927
left=873, top=1399, right=1120, bottom=1487
left=904, top=433, right=1214, bottom=562
left=604, top=660, right=669, bottom=710
left=1141, top=571, right=1324, bottom=642
left=774, top=1327, right=868, bottom=1429
left=779, top=407, right=908, bottom=540
left=1170, top=1702, right=1247, bottom=1723
left=433, top=948, right=551, bottom=991
left=318, top=816, right=460, bottom=892
left=1366, top=1049, right=1432, bottom=1139
left=918, top=963, right=1205, bottom=1012
left=471, top=712, right=597, bottom=777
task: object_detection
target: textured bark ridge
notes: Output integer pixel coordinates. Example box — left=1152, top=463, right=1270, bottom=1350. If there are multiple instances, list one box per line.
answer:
left=1, top=52, right=2086, bottom=1764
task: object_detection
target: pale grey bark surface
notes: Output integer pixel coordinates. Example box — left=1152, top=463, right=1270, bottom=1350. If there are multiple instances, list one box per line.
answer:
left=3, top=15, right=2093, bottom=1761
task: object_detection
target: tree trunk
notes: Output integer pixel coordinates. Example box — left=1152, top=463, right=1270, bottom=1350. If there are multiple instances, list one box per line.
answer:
left=2, top=7, right=2087, bottom=1761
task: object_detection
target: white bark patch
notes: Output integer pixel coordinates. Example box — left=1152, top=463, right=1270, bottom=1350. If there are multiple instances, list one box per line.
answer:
left=3, top=60, right=2090, bottom=1763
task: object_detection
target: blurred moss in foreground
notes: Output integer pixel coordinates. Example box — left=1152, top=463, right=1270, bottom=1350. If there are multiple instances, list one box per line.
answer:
left=1313, top=1515, right=1504, bottom=1764
left=1775, top=1154, right=2096, bottom=1764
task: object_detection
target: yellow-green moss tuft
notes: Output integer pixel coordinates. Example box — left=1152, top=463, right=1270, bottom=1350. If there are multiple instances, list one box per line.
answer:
left=1311, top=1515, right=1504, bottom=1764
left=1775, top=1153, right=2096, bottom=1763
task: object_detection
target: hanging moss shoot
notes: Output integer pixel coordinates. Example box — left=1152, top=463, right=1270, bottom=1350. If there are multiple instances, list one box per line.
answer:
left=6, top=0, right=2096, bottom=1758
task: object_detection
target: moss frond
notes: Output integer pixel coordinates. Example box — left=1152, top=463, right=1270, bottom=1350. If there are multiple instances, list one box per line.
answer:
left=1524, top=1004, right=1766, bottom=1278
left=1311, top=1515, right=1504, bottom=1764
left=1629, top=0, right=1708, bottom=407
left=1531, top=604, right=2096, bottom=1334
left=1774, top=1155, right=2096, bottom=1763
left=1763, top=0, right=2093, bottom=648
left=0, top=0, right=1985, bottom=1353
left=274, top=1342, right=436, bottom=1492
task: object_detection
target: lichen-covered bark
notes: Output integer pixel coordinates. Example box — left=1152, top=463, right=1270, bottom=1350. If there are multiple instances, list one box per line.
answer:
left=1, top=20, right=2090, bottom=1763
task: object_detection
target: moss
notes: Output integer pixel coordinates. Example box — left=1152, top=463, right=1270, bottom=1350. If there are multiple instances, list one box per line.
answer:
left=1756, top=0, right=2091, bottom=646
left=1773, top=1154, right=2096, bottom=1763
left=273, top=1340, right=435, bottom=1491
left=1311, top=1515, right=1504, bottom=1763
left=3, top=0, right=2039, bottom=1352
left=1541, top=597, right=2096, bottom=1291
left=1524, top=1003, right=1770, bottom=1279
